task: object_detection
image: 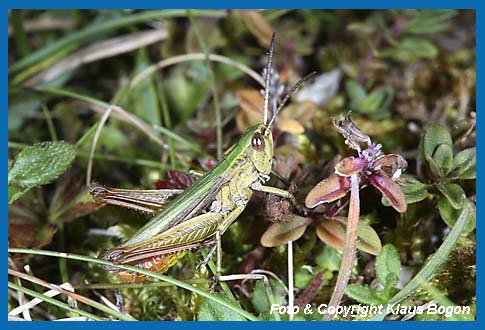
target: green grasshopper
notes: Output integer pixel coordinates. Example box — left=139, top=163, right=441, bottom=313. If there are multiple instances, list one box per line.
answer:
left=90, top=34, right=313, bottom=283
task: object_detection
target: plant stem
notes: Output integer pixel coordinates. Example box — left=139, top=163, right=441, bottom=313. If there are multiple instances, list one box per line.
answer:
left=325, top=173, right=360, bottom=320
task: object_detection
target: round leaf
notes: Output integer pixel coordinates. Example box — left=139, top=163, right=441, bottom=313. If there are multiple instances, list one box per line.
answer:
left=438, top=198, right=476, bottom=234
left=260, top=215, right=312, bottom=247
left=423, top=126, right=453, bottom=177
left=316, top=219, right=382, bottom=255
left=436, top=183, right=467, bottom=210
left=451, top=147, right=476, bottom=179
left=399, top=174, right=429, bottom=204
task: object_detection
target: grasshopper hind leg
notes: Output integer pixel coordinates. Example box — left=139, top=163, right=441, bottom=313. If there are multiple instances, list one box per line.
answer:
left=195, top=239, right=217, bottom=272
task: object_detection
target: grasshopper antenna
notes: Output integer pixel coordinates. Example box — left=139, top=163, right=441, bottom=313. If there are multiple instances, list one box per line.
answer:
left=263, top=32, right=276, bottom=126
left=267, top=71, right=317, bottom=129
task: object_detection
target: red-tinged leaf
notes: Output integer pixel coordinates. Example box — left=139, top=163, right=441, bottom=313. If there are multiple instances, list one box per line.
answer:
left=316, top=218, right=382, bottom=255
left=369, top=172, right=407, bottom=213
left=305, top=174, right=351, bottom=208
left=155, top=170, right=193, bottom=189
left=335, top=156, right=368, bottom=177
left=260, top=215, right=312, bottom=247
left=316, top=220, right=344, bottom=250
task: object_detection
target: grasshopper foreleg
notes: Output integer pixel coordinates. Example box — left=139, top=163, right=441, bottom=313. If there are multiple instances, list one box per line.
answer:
left=250, top=182, right=307, bottom=216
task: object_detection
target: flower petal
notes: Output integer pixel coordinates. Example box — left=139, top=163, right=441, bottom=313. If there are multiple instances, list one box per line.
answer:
left=372, top=154, right=407, bottom=180
left=369, top=172, right=407, bottom=213
left=335, top=156, right=368, bottom=177
left=305, top=174, right=351, bottom=208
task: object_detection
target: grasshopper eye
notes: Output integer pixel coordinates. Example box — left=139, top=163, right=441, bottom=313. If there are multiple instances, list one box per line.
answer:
left=101, top=249, right=124, bottom=262
left=251, top=132, right=265, bottom=151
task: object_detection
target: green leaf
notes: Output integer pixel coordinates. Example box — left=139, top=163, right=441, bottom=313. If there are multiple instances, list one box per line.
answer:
left=357, top=90, right=386, bottom=114
left=375, top=244, right=401, bottom=287
left=8, top=185, right=29, bottom=205
left=346, top=79, right=367, bottom=106
left=436, top=183, right=467, bottom=209
left=398, top=37, right=438, bottom=59
left=251, top=279, right=287, bottom=314
left=165, top=63, right=210, bottom=122
left=438, top=198, right=475, bottom=234
left=378, top=273, right=399, bottom=302
left=198, top=293, right=247, bottom=321
left=451, top=147, right=476, bottom=179
left=315, top=245, right=341, bottom=272
left=399, top=174, right=429, bottom=204
left=403, top=10, right=456, bottom=34
left=8, top=141, right=76, bottom=204
left=356, top=221, right=382, bottom=255
left=294, top=268, right=314, bottom=289
left=345, top=285, right=386, bottom=305
left=368, top=204, right=473, bottom=320
left=423, top=126, right=453, bottom=177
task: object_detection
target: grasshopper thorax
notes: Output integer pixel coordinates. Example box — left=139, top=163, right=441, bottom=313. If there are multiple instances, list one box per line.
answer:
left=245, top=123, right=273, bottom=176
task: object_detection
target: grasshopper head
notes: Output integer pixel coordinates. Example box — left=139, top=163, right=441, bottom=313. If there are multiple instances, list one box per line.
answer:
left=99, top=247, right=125, bottom=271
left=246, top=123, right=273, bottom=175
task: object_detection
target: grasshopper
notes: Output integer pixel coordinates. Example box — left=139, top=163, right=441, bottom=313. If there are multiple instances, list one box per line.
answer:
left=90, top=34, right=313, bottom=283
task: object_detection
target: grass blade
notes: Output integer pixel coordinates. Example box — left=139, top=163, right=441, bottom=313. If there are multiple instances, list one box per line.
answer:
left=9, top=10, right=225, bottom=75
left=8, top=248, right=258, bottom=321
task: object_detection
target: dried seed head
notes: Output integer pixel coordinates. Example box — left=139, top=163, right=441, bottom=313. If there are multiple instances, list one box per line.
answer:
left=332, top=112, right=372, bottom=152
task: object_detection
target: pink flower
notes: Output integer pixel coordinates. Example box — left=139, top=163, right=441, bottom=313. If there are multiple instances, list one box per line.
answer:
left=305, top=114, right=408, bottom=213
